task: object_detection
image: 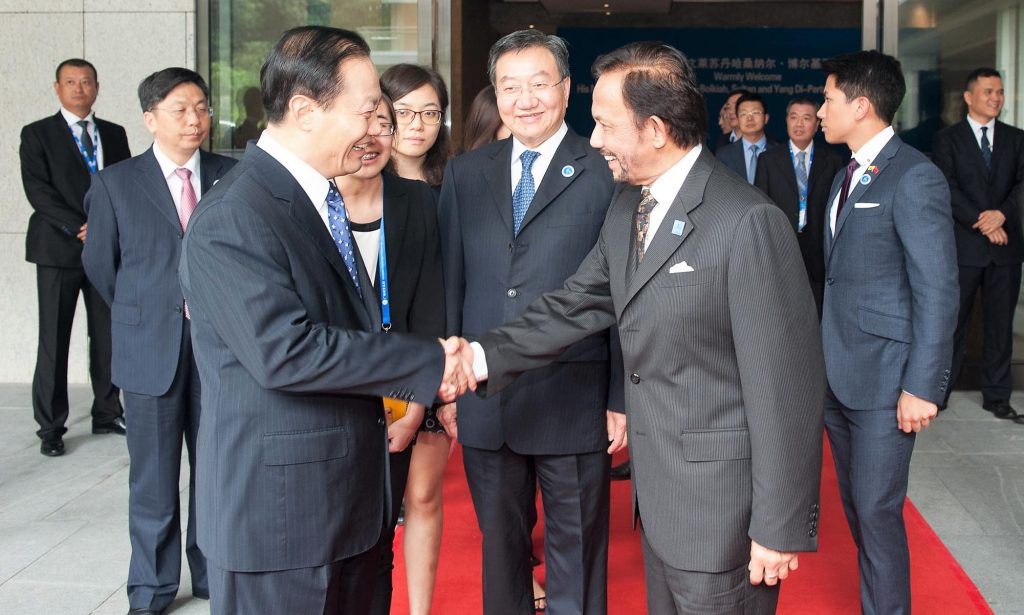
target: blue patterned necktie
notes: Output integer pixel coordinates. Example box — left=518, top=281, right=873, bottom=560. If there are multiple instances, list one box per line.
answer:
left=746, top=143, right=761, bottom=183
left=326, top=181, right=361, bottom=297
left=980, top=126, right=992, bottom=170
left=512, top=150, right=540, bottom=235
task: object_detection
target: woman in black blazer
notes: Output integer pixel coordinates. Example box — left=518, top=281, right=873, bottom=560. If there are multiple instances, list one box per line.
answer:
left=336, top=95, right=445, bottom=615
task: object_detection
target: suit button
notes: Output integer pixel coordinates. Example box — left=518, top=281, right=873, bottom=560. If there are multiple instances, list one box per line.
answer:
left=809, top=529, right=817, bottom=537
left=174, top=306, right=182, bottom=314
left=179, top=231, right=184, bottom=239
left=507, top=288, right=518, bottom=298
left=826, top=278, right=835, bottom=285
left=630, top=373, right=641, bottom=384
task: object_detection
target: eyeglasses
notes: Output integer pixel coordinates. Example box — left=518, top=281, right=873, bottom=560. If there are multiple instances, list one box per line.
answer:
left=378, top=122, right=396, bottom=136
left=738, top=110, right=764, bottom=118
left=152, top=105, right=214, bottom=120
left=394, top=108, right=444, bottom=125
left=498, top=77, right=566, bottom=100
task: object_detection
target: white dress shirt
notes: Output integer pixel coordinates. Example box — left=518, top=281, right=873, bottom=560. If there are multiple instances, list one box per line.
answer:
left=151, top=142, right=201, bottom=218
left=257, top=131, right=333, bottom=234
left=60, top=107, right=105, bottom=170
left=966, top=114, right=996, bottom=151
left=509, top=122, right=569, bottom=194
left=829, top=125, right=895, bottom=234
left=788, top=139, right=815, bottom=171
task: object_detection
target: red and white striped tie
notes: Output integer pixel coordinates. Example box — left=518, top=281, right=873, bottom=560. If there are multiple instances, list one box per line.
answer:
left=175, top=168, right=198, bottom=319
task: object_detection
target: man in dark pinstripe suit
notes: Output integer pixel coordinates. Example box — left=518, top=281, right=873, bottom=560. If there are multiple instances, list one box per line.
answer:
left=460, top=42, right=825, bottom=614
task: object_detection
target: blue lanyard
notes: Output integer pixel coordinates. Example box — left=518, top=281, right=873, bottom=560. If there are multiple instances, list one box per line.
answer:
left=378, top=210, right=391, bottom=332
left=69, top=123, right=98, bottom=175
left=788, top=145, right=813, bottom=232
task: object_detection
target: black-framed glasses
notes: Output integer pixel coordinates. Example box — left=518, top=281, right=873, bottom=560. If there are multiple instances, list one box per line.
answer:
left=394, top=108, right=444, bottom=125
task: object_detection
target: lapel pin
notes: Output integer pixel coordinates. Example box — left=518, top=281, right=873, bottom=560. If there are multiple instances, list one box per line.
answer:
left=860, top=174, right=872, bottom=186
left=561, top=165, right=575, bottom=178
left=671, top=220, right=685, bottom=235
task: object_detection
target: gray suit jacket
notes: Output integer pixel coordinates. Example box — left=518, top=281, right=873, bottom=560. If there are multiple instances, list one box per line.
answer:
left=83, top=147, right=236, bottom=395
left=179, top=143, right=446, bottom=572
left=822, top=135, right=957, bottom=409
left=477, top=148, right=824, bottom=572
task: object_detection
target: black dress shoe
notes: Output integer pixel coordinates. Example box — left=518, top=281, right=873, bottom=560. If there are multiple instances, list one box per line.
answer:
left=93, top=416, right=127, bottom=435
left=982, top=401, right=1019, bottom=420
left=127, top=609, right=163, bottom=615
left=610, top=459, right=631, bottom=481
left=193, top=588, right=210, bottom=600
left=40, top=437, right=65, bottom=457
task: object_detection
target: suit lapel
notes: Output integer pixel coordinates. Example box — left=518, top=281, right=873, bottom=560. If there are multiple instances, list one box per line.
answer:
left=622, top=149, right=709, bottom=308
left=51, top=112, right=90, bottom=175
left=989, top=121, right=1009, bottom=177
left=135, top=148, right=183, bottom=231
left=485, top=140, right=515, bottom=235
left=517, top=131, right=587, bottom=233
left=198, top=150, right=226, bottom=194
left=823, top=167, right=844, bottom=255
left=828, top=136, right=901, bottom=260
left=955, top=121, right=990, bottom=177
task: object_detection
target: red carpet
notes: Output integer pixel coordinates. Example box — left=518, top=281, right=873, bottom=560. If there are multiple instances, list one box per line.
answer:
left=389, top=442, right=991, bottom=614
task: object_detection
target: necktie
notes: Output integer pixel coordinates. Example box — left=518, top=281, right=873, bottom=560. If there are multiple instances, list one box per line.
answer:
left=795, top=151, right=808, bottom=196
left=175, top=168, right=198, bottom=319
left=512, top=150, right=540, bottom=236
left=635, top=187, right=658, bottom=262
left=980, top=126, right=992, bottom=170
left=836, top=157, right=861, bottom=220
left=746, top=143, right=760, bottom=183
left=326, top=181, right=362, bottom=297
left=77, top=120, right=94, bottom=159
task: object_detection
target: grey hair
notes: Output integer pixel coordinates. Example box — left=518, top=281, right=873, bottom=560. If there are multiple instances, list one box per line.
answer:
left=487, top=29, right=570, bottom=85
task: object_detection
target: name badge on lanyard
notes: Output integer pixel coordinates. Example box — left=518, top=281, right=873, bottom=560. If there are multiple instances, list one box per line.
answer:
left=70, top=124, right=98, bottom=175
left=376, top=209, right=409, bottom=425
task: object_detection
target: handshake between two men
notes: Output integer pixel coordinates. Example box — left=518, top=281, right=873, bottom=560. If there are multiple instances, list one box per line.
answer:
left=435, top=336, right=478, bottom=403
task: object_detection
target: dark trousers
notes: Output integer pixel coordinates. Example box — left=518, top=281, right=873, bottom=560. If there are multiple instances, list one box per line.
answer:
left=124, top=323, right=204, bottom=611
left=640, top=524, right=779, bottom=615
left=824, top=394, right=916, bottom=615
left=208, top=540, right=383, bottom=615
left=948, top=262, right=1022, bottom=405
left=33, top=265, right=121, bottom=440
left=369, top=443, right=412, bottom=615
left=463, top=444, right=610, bottom=615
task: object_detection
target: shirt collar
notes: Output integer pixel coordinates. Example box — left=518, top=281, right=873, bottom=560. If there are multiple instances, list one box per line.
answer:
left=647, top=144, right=703, bottom=207
left=60, top=107, right=95, bottom=126
left=966, top=114, right=995, bottom=135
left=510, top=122, right=568, bottom=166
left=852, top=125, right=895, bottom=167
left=788, top=139, right=814, bottom=156
left=257, top=131, right=332, bottom=209
left=743, top=135, right=767, bottom=151
left=152, top=142, right=200, bottom=180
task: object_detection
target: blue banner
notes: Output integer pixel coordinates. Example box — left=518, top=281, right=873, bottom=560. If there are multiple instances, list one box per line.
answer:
left=558, top=27, right=860, bottom=146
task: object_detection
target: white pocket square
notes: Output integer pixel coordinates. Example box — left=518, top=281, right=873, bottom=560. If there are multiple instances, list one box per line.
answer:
left=669, top=261, right=695, bottom=274
left=853, top=202, right=880, bottom=209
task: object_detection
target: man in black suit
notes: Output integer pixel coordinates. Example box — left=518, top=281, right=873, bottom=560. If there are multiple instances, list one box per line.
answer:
left=716, top=92, right=778, bottom=183
left=83, top=68, right=237, bottom=615
left=712, top=88, right=750, bottom=152
left=20, top=58, right=131, bottom=457
left=755, top=97, right=844, bottom=313
left=438, top=29, right=623, bottom=615
left=178, top=27, right=470, bottom=615
left=933, top=67, right=1024, bottom=422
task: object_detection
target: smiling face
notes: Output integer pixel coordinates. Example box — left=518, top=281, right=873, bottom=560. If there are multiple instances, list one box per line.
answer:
left=392, top=83, right=442, bottom=161
left=590, top=69, right=657, bottom=186
left=143, top=82, right=211, bottom=165
left=964, top=75, right=1004, bottom=124
left=351, top=99, right=394, bottom=180
left=306, top=56, right=382, bottom=178
left=494, top=45, right=570, bottom=148
left=786, top=102, right=819, bottom=149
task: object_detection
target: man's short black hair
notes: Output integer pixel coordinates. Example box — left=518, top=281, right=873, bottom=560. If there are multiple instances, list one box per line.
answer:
left=138, top=67, right=210, bottom=112
left=727, top=88, right=752, bottom=100
left=786, top=96, right=820, bottom=113
left=964, top=68, right=1001, bottom=92
left=260, top=26, right=371, bottom=124
left=821, top=50, right=905, bottom=124
left=735, top=92, right=766, bottom=113
left=55, top=58, right=97, bottom=82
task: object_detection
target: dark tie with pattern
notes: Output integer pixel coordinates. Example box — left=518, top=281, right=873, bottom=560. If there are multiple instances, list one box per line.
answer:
left=635, top=187, right=658, bottom=262
left=77, top=120, right=94, bottom=159
left=513, top=150, right=540, bottom=236
left=836, top=157, right=861, bottom=221
left=326, top=181, right=362, bottom=297
left=980, top=126, right=992, bottom=170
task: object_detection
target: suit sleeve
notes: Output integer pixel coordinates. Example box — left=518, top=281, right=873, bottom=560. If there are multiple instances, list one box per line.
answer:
left=180, top=194, right=445, bottom=402
left=81, top=172, right=118, bottom=306
left=438, top=160, right=465, bottom=338
left=931, top=130, right=981, bottom=227
left=893, top=162, right=958, bottom=402
left=727, top=204, right=825, bottom=553
left=20, top=125, right=85, bottom=236
left=996, top=130, right=1024, bottom=219
left=477, top=209, right=618, bottom=396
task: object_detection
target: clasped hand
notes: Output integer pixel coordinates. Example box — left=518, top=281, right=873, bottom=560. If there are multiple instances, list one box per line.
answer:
left=436, top=337, right=477, bottom=402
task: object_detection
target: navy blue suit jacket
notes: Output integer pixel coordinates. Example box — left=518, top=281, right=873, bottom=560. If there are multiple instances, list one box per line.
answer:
left=715, top=135, right=779, bottom=181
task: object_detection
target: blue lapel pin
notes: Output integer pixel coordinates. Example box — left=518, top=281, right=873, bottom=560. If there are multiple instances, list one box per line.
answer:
left=671, top=220, right=685, bottom=236
left=561, top=165, right=575, bottom=178
left=860, top=174, right=872, bottom=186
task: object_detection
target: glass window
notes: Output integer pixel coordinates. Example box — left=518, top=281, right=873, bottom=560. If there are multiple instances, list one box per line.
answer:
left=208, top=0, right=427, bottom=152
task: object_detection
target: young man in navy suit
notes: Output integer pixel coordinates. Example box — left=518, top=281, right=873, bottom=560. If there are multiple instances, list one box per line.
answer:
left=818, top=51, right=958, bottom=614
left=20, top=58, right=130, bottom=456
left=933, top=68, right=1024, bottom=424
left=83, top=68, right=237, bottom=615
